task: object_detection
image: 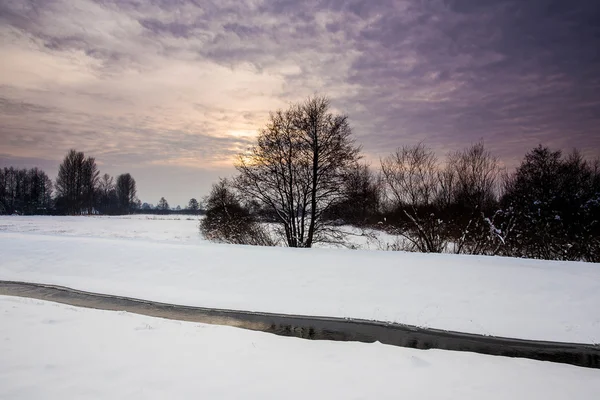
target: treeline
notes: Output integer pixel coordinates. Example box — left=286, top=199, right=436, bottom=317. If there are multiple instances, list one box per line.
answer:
left=54, top=149, right=140, bottom=215
left=134, top=197, right=204, bottom=215
left=201, top=96, right=600, bottom=262
left=1, top=150, right=205, bottom=216
left=0, top=149, right=140, bottom=216
left=366, top=143, right=599, bottom=262
left=0, top=167, right=53, bottom=214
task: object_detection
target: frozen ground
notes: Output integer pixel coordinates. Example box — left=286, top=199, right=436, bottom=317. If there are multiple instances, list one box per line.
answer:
left=0, top=214, right=204, bottom=244
left=1, top=296, right=598, bottom=400
left=1, top=215, right=599, bottom=343
left=0, top=214, right=394, bottom=249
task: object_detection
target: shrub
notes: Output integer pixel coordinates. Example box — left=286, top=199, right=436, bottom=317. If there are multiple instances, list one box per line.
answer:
left=200, top=179, right=275, bottom=246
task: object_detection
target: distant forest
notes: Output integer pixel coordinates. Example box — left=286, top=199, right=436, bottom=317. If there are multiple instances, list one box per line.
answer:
left=0, top=149, right=203, bottom=217
left=2, top=97, right=599, bottom=262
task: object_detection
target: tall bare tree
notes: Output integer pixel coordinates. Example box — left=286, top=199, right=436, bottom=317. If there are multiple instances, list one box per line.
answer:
left=0, top=168, right=6, bottom=214
left=56, top=150, right=83, bottom=214
left=235, top=96, right=360, bottom=247
left=82, top=157, right=99, bottom=214
left=55, top=149, right=98, bottom=215
left=116, top=173, right=137, bottom=214
left=97, top=173, right=117, bottom=214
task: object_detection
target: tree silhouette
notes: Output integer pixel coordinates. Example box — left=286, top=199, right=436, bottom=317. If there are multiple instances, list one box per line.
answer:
left=188, top=198, right=200, bottom=214
left=116, top=173, right=137, bottom=214
left=235, top=96, right=360, bottom=247
left=157, top=197, right=169, bottom=213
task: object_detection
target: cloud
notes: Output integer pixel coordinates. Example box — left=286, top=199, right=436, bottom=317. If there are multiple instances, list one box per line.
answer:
left=1, top=0, right=599, bottom=204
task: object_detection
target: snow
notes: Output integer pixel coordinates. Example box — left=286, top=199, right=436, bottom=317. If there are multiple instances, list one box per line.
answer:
left=0, top=214, right=395, bottom=249
left=0, top=214, right=204, bottom=244
left=1, top=296, right=598, bottom=400
left=1, top=215, right=599, bottom=343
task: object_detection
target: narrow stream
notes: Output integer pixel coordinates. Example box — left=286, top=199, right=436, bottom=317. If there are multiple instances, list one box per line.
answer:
left=1, top=280, right=598, bottom=369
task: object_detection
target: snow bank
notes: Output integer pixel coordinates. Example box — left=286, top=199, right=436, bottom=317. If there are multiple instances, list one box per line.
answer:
left=1, top=226, right=599, bottom=342
left=1, top=296, right=598, bottom=400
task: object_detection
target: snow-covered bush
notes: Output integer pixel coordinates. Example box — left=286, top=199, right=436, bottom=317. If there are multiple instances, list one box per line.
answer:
left=200, top=179, right=275, bottom=246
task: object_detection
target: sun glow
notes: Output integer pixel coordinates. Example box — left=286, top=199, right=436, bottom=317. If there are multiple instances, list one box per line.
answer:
left=227, top=129, right=258, bottom=138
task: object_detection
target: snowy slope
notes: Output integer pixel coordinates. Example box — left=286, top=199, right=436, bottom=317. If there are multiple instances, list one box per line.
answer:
left=1, top=296, right=598, bottom=400
left=1, top=224, right=599, bottom=343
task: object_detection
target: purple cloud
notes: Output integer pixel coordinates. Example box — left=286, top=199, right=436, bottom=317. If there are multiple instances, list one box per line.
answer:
left=1, top=0, right=599, bottom=205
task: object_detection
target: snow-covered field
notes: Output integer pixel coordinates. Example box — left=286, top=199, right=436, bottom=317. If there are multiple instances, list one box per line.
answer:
left=1, top=215, right=599, bottom=343
left=0, top=214, right=394, bottom=249
left=0, top=214, right=204, bottom=244
left=1, top=296, right=598, bottom=400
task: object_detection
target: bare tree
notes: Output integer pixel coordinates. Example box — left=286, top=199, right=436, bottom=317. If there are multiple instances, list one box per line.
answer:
left=327, top=162, right=382, bottom=225
left=380, top=143, right=447, bottom=252
left=82, top=157, right=99, bottom=215
left=26, top=168, right=53, bottom=214
left=116, top=173, right=137, bottom=214
left=55, top=150, right=98, bottom=215
left=235, top=96, right=360, bottom=247
left=0, top=168, right=6, bottom=214
left=157, top=197, right=169, bottom=213
left=56, top=150, right=83, bottom=214
left=98, top=174, right=114, bottom=199
left=447, top=143, right=501, bottom=211
left=97, top=173, right=117, bottom=214
left=188, top=198, right=200, bottom=214
left=444, top=142, right=504, bottom=254
left=0, top=167, right=52, bottom=215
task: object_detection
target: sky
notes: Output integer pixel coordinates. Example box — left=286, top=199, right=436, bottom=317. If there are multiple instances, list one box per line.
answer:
left=1, top=0, right=599, bottom=207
